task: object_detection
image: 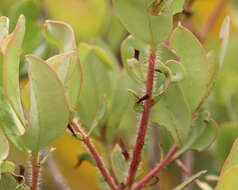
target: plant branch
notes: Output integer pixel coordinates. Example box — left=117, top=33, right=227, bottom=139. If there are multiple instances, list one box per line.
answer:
left=125, top=48, right=157, bottom=188
left=30, top=153, right=40, bottom=190
left=71, top=119, right=118, bottom=190
left=199, top=0, right=229, bottom=41
left=132, top=145, right=178, bottom=190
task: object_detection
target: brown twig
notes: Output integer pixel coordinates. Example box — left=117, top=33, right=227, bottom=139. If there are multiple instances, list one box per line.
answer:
left=199, top=0, right=229, bottom=41
left=133, top=145, right=178, bottom=190
left=71, top=119, right=118, bottom=190
left=125, top=48, right=157, bottom=188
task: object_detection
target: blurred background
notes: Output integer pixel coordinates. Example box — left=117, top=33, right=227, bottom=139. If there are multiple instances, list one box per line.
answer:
left=1, top=0, right=238, bottom=189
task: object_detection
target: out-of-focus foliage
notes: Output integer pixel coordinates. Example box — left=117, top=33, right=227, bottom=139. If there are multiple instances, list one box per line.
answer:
left=0, top=0, right=238, bottom=190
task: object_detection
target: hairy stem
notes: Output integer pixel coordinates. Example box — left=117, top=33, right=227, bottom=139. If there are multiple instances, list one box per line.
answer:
left=199, top=0, right=229, bottom=41
left=30, top=153, right=40, bottom=190
left=125, top=48, right=157, bottom=188
left=71, top=120, right=118, bottom=190
left=132, top=145, right=178, bottom=190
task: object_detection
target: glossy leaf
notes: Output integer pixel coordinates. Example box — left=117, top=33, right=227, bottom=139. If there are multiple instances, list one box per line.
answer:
left=47, top=51, right=82, bottom=110
left=2, top=15, right=26, bottom=127
left=22, top=55, right=69, bottom=152
left=0, top=129, right=9, bottom=161
left=113, top=0, right=173, bottom=44
left=44, top=20, right=76, bottom=52
left=111, top=144, right=129, bottom=183
left=220, top=138, right=238, bottom=176
left=173, top=170, right=206, bottom=190
left=170, top=24, right=209, bottom=113
left=215, top=166, right=238, bottom=190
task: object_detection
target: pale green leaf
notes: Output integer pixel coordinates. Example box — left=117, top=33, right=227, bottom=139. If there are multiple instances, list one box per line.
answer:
left=0, top=16, right=9, bottom=45
left=0, top=53, right=26, bottom=152
left=2, top=15, right=26, bottom=128
left=77, top=43, right=113, bottom=129
left=88, top=95, right=107, bottom=136
left=220, top=138, right=238, bottom=176
left=113, top=0, right=173, bottom=44
left=151, top=84, right=191, bottom=145
left=0, top=160, right=16, bottom=173
left=22, top=55, right=69, bottom=152
left=170, top=25, right=209, bottom=112
left=170, top=0, right=185, bottom=14
left=111, top=144, right=129, bottom=183
left=47, top=51, right=82, bottom=110
left=44, top=20, right=76, bottom=52
left=174, top=112, right=217, bottom=158
left=215, top=166, right=238, bottom=190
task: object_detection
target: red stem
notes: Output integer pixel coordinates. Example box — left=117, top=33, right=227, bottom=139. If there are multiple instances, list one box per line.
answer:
left=71, top=120, right=118, bottom=190
left=125, top=49, right=156, bottom=188
left=30, top=154, right=40, bottom=190
left=133, top=145, right=178, bottom=190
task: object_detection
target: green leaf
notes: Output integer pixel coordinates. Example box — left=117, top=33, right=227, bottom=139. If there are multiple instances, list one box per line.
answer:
left=219, top=16, right=230, bottom=69
left=151, top=84, right=191, bottom=145
left=77, top=43, right=113, bottom=129
left=170, top=0, right=185, bottom=14
left=2, top=15, right=26, bottom=128
left=170, top=24, right=209, bottom=113
left=220, top=138, right=238, bottom=176
left=46, top=51, right=82, bottom=111
left=111, top=144, right=129, bottom=183
left=174, top=112, right=217, bottom=158
left=22, top=55, right=69, bottom=152
left=173, top=170, right=207, bottom=190
left=44, top=20, right=76, bottom=53
left=75, top=152, right=96, bottom=168
left=215, top=166, right=238, bottom=190
left=113, top=0, right=173, bottom=44
left=97, top=173, right=110, bottom=190
left=0, top=129, right=9, bottom=161
left=0, top=54, right=26, bottom=152
left=0, top=173, right=19, bottom=189
left=0, top=160, right=16, bottom=173
left=0, top=16, right=9, bottom=44
left=88, top=95, right=107, bottom=136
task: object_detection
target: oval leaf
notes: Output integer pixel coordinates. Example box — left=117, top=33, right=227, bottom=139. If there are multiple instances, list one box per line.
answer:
left=22, top=55, right=69, bottom=152
left=170, top=25, right=209, bottom=113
